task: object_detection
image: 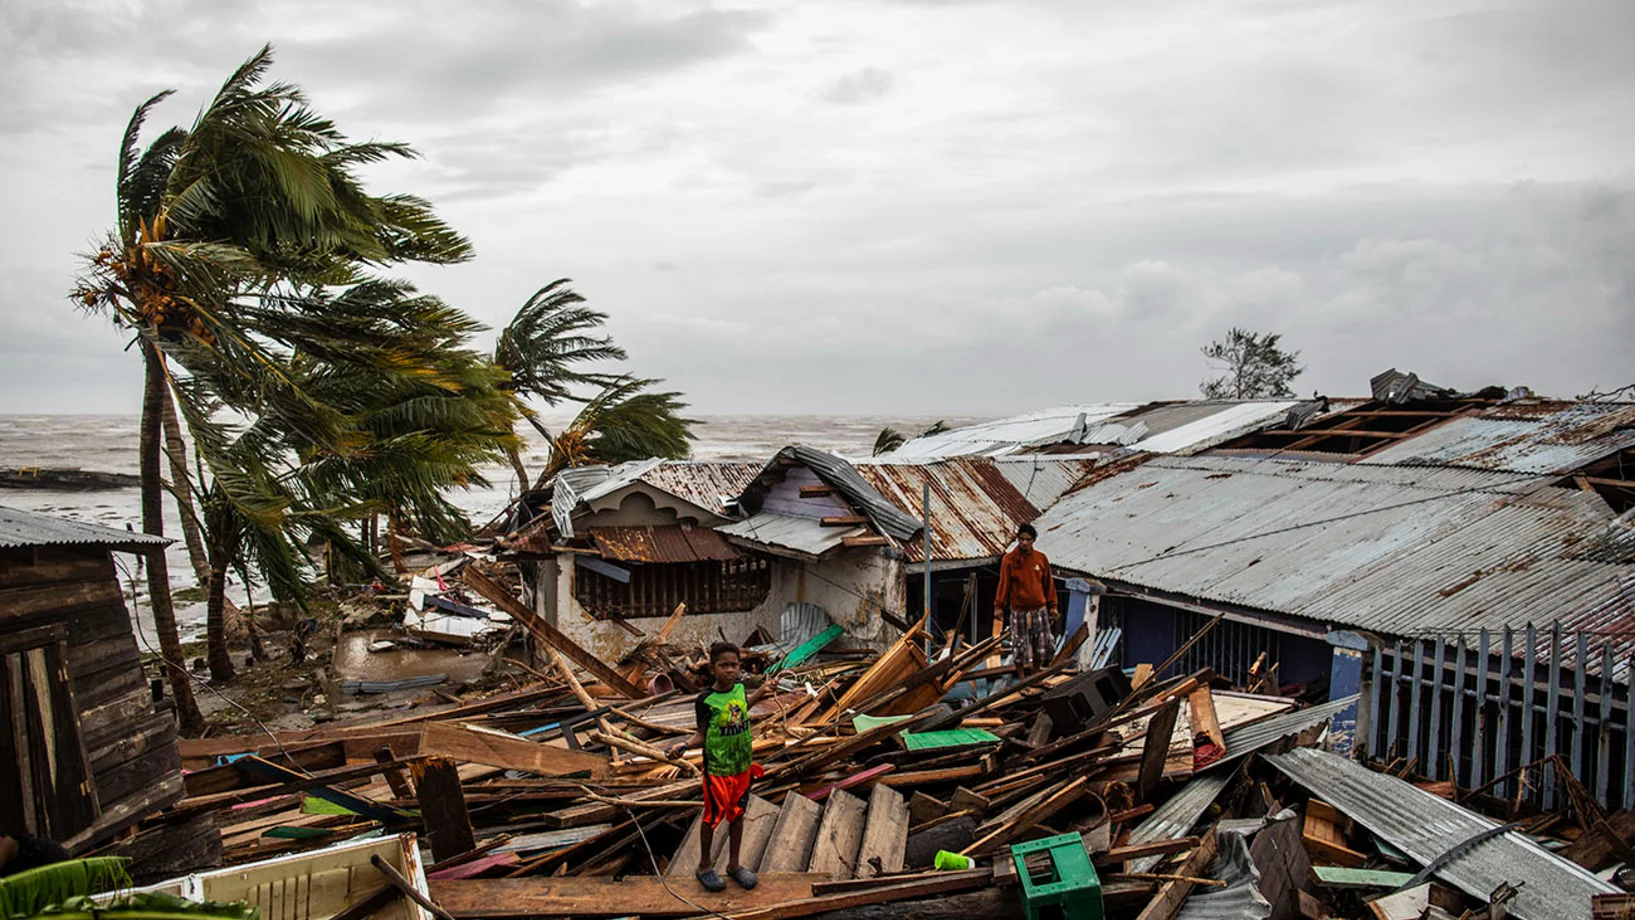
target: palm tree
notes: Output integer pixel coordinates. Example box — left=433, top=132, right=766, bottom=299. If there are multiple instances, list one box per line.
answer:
left=73, top=47, right=471, bottom=722
left=492, top=280, right=626, bottom=485
left=536, top=377, right=698, bottom=484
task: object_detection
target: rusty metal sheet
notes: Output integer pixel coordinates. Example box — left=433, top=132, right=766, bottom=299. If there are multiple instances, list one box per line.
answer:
left=855, top=458, right=1057, bottom=564
left=589, top=525, right=738, bottom=563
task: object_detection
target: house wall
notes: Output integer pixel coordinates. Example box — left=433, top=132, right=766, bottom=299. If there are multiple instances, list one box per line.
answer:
left=0, top=545, right=194, bottom=854
left=584, top=485, right=724, bottom=529
left=525, top=546, right=909, bottom=665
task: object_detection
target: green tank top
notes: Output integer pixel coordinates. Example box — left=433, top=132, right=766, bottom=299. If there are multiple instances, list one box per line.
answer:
left=695, top=683, right=753, bottom=776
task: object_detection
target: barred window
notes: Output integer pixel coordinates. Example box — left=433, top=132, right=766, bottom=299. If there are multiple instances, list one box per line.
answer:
left=575, top=558, right=771, bottom=620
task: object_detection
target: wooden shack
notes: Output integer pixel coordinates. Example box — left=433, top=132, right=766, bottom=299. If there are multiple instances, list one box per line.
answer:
left=0, top=505, right=217, bottom=875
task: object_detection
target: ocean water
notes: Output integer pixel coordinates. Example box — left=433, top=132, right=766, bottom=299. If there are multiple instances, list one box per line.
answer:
left=0, top=412, right=981, bottom=644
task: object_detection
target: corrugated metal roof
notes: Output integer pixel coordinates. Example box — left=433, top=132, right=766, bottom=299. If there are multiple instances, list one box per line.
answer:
left=737, top=446, right=924, bottom=542
left=1033, top=455, right=1633, bottom=644
left=641, top=462, right=761, bottom=517
left=587, top=525, right=739, bottom=563
left=1263, top=747, right=1615, bottom=920
left=535, top=460, right=762, bottom=543
left=1362, top=402, right=1635, bottom=474
left=0, top=505, right=170, bottom=551
left=717, top=512, right=864, bottom=558
left=874, top=401, right=1315, bottom=461
left=854, top=458, right=1068, bottom=564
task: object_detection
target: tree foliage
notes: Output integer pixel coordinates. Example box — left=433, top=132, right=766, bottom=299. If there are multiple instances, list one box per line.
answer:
left=1199, top=328, right=1304, bottom=399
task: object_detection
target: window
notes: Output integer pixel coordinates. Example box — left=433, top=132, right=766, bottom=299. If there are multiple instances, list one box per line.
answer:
left=0, top=624, right=99, bottom=840
left=575, top=558, right=771, bottom=620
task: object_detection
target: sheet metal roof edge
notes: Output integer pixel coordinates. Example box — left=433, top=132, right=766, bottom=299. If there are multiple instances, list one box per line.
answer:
left=0, top=505, right=171, bottom=551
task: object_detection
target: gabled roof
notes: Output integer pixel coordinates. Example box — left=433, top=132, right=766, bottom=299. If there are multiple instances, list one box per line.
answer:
left=735, top=446, right=924, bottom=542
left=0, top=506, right=170, bottom=553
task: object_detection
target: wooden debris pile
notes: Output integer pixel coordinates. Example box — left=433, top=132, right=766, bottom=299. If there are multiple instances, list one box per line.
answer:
left=145, top=593, right=1368, bottom=920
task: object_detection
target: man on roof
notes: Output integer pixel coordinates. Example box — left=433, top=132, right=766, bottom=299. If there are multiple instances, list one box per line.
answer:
left=994, top=523, right=1059, bottom=676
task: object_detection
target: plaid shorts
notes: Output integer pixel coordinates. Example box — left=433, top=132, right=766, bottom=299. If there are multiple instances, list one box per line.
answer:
left=1009, top=607, right=1055, bottom=670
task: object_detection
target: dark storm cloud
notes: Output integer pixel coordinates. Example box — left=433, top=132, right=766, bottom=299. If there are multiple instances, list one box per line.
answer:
left=2, top=0, right=1632, bottom=415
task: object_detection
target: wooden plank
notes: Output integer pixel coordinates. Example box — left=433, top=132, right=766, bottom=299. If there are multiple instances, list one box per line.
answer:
left=675, top=869, right=993, bottom=920
left=461, top=567, right=645, bottom=698
left=820, top=516, right=869, bottom=527
left=1138, top=698, right=1181, bottom=803
left=808, top=790, right=868, bottom=879
left=666, top=794, right=777, bottom=877
left=841, top=535, right=891, bottom=547
left=1187, top=686, right=1224, bottom=749
left=1311, top=866, right=1415, bottom=890
left=1134, top=827, right=1220, bottom=920
left=427, top=874, right=822, bottom=918
left=762, top=792, right=824, bottom=874
left=962, top=775, right=1092, bottom=857
left=876, top=765, right=986, bottom=788
left=906, top=792, right=948, bottom=826
left=854, top=784, right=908, bottom=878
left=800, top=485, right=839, bottom=497
left=422, top=721, right=610, bottom=778
left=807, top=764, right=894, bottom=802
left=1094, top=837, right=1200, bottom=867
left=414, top=757, right=476, bottom=863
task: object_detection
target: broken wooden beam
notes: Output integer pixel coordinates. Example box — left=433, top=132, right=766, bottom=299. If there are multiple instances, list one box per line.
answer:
left=462, top=567, right=647, bottom=699
left=422, top=722, right=611, bottom=779
left=414, top=757, right=477, bottom=863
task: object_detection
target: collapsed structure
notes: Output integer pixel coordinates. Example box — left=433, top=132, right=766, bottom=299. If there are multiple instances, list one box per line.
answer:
left=5, top=368, right=1634, bottom=919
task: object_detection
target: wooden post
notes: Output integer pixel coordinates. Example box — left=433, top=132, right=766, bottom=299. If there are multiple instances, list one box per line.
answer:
left=413, top=757, right=475, bottom=863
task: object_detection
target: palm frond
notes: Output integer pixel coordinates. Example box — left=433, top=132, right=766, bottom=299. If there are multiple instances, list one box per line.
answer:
left=117, top=91, right=177, bottom=235
left=0, top=857, right=131, bottom=920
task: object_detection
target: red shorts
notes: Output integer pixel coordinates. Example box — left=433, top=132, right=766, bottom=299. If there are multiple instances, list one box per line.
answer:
left=701, top=764, right=763, bottom=828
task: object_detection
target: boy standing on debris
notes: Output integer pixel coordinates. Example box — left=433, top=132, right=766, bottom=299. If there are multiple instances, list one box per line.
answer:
left=667, top=641, right=770, bottom=892
left=995, top=523, right=1059, bottom=676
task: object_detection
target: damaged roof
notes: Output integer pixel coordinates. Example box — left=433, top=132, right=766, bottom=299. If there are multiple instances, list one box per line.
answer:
left=0, top=505, right=170, bottom=552
left=736, top=446, right=924, bottom=542
left=1360, top=401, right=1635, bottom=474
left=873, top=400, right=1322, bottom=461
left=854, top=458, right=1095, bottom=564
left=1034, top=454, right=1635, bottom=643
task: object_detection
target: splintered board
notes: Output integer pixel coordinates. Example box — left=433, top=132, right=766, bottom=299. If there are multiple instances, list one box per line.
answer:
left=807, top=790, right=867, bottom=879
left=854, top=784, right=909, bottom=878
left=760, top=793, right=824, bottom=874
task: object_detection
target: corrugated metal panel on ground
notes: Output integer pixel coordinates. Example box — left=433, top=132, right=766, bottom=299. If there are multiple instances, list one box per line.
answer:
left=1033, top=455, right=1633, bottom=645
left=587, top=525, right=738, bottom=563
left=717, top=512, right=861, bottom=558
left=1361, top=402, right=1635, bottom=474
left=1262, top=747, right=1615, bottom=920
left=1175, top=829, right=1272, bottom=920
left=0, top=505, right=170, bottom=550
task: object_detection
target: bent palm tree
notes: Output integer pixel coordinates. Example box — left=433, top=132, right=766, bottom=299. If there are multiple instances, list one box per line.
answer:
left=74, top=47, right=471, bottom=707
left=537, top=377, right=697, bottom=485
left=492, top=280, right=626, bottom=485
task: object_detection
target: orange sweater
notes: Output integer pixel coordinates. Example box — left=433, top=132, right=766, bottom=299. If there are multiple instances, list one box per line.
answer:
left=995, top=548, right=1056, bottom=612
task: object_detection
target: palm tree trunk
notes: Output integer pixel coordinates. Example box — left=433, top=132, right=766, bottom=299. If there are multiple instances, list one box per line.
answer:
left=506, top=446, right=529, bottom=497
left=140, top=336, right=206, bottom=735
left=205, top=529, right=237, bottom=682
left=159, top=376, right=211, bottom=587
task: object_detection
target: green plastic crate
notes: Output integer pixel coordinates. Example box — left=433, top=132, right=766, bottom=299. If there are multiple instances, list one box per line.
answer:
left=1010, top=832, right=1102, bottom=920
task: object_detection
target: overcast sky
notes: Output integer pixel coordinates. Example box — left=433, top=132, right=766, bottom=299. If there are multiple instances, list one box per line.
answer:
left=2, top=0, right=1631, bottom=416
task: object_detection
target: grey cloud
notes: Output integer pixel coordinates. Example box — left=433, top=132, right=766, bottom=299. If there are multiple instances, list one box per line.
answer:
left=819, top=68, right=894, bottom=104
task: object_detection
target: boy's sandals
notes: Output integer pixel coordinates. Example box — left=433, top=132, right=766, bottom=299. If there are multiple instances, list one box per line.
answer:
left=726, top=866, right=758, bottom=890
left=696, top=868, right=726, bottom=892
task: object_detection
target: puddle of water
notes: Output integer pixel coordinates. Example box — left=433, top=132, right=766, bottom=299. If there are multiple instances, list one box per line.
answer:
left=332, top=629, right=494, bottom=685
